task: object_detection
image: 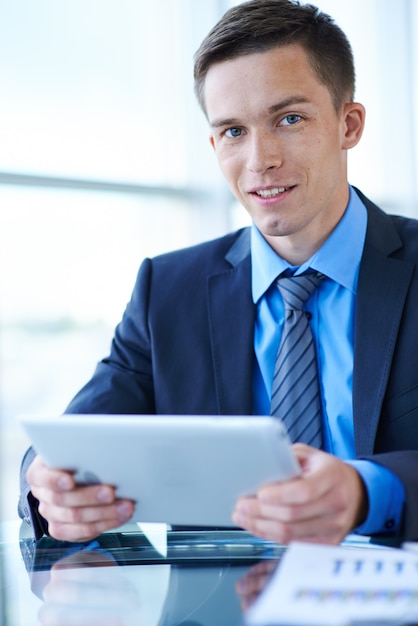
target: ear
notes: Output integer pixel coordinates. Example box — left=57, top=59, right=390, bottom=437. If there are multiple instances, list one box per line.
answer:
left=209, top=134, right=216, bottom=152
left=341, top=102, right=366, bottom=150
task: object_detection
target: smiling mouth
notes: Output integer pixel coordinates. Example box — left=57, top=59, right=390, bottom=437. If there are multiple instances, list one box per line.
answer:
left=254, top=187, right=291, bottom=198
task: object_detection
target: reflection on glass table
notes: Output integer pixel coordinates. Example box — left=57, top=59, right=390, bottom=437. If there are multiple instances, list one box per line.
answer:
left=15, top=524, right=285, bottom=626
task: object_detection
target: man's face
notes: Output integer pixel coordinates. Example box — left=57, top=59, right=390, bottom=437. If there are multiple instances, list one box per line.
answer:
left=205, top=44, right=364, bottom=263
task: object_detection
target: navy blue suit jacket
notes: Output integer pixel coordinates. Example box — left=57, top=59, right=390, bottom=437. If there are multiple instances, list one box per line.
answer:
left=19, top=189, right=418, bottom=539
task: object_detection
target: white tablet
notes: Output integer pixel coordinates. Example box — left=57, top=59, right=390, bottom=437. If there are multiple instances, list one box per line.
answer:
left=21, top=414, right=301, bottom=527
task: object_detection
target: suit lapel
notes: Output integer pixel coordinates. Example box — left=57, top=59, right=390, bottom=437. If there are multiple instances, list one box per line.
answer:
left=353, top=199, right=415, bottom=455
left=206, top=199, right=415, bottom=440
left=207, top=229, right=256, bottom=415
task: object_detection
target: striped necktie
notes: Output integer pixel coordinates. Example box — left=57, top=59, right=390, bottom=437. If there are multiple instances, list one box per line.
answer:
left=270, top=272, right=323, bottom=448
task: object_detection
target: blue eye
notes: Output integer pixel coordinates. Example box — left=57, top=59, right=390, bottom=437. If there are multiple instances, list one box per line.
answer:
left=282, top=114, right=301, bottom=126
left=225, top=127, right=243, bottom=138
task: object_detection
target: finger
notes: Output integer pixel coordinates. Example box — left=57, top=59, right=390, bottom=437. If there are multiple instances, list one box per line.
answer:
left=39, top=497, right=134, bottom=536
left=232, top=507, right=339, bottom=544
left=32, top=482, right=116, bottom=509
left=233, top=490, right=356, bottom=544
left=242, top=485, right=351, bottom=523
left=258, top=481, right=321, bottom=509
left=233, top=492, right=336, bottom=540
left=46, top=507, right=133, bottom=542
left=232, top=507, right=291, bottom=544
left=39, top=495, right=133, bottom=524
left=27, top=455, right=75, bottom=492
left=292, top=442, right=314, bottom=461
left=234, top=489, right=328, bottom=525
left=257, top=459, right=368, bottom=531
left=236, top=498, right=324, bottom=525
left=234, top=452, right=367, bottom=544
left=257, top=452, right=348, bottom=507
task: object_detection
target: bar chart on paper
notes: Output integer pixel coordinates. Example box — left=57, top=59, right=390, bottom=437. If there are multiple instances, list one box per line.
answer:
left=247, top=542, right=418, bottom=625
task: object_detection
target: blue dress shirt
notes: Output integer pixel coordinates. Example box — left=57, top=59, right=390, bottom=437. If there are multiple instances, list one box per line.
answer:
left=251, top=186, right=405, bottom=535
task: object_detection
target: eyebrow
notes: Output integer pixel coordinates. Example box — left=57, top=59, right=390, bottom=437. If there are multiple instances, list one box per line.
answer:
left=209, top=95, right=310, bottom=129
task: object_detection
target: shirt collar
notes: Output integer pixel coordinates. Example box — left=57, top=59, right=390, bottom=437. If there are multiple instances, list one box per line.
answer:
left=251, top=186, right=368, bottom=303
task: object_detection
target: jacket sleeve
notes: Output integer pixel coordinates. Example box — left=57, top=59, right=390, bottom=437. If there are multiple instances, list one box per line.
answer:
left=65, top=257, right=156, bottom=415
left=365, top=451, right=418, bottom=541
left=18, top=446, right=49, bottom=540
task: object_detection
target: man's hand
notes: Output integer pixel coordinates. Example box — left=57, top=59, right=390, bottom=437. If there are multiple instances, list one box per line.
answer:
left=232, top=444, right=368, bottom=545
left=27, top=455, right=135, bottom=542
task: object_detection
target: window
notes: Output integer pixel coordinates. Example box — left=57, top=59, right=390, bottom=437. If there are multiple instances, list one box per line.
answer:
left=0, top=0, right=232, bottom=521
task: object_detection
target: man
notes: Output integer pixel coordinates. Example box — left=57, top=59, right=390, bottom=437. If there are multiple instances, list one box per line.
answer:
left=20, top=0, right=418, bottom=545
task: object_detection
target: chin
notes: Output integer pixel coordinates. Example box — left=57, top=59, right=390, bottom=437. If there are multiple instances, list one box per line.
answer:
left=257, top=221, right=288, bottom=238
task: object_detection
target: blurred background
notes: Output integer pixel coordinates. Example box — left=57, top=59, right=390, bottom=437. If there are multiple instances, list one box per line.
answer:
left=1, top=0, right=417, bottom=521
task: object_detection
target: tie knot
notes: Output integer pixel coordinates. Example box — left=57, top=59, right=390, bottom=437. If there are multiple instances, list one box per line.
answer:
left=276, top=272, right=323, bottom=310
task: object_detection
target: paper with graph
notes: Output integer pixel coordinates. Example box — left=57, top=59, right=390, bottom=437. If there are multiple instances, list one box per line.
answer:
left=247, top=541, right=418, bottom=625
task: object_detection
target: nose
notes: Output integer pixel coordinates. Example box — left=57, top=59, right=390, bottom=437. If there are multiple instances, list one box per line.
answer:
left=246, top=131, right=282, bottom=174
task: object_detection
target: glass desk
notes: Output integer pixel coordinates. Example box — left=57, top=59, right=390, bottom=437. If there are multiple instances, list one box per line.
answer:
left=1, top=521, right=410, bottom=626
left=0, top=521, right=285, bottom=626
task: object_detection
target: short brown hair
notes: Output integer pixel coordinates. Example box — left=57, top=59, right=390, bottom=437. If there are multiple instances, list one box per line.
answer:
left=194, top=0, right=355, bottom=114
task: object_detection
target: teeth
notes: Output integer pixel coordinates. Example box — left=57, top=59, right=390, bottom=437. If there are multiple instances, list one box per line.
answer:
left=256, top=187, right=288, bottom=198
